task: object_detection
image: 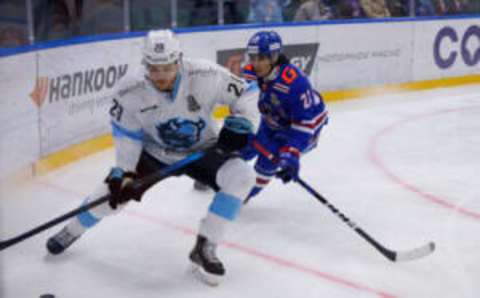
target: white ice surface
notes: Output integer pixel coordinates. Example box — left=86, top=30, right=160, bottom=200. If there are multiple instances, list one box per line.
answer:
left=1, top=84, right=479, bottom=298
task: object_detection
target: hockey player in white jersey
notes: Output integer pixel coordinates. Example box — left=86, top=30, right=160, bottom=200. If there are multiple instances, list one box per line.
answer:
left=45, top=29, right=258, bottom=286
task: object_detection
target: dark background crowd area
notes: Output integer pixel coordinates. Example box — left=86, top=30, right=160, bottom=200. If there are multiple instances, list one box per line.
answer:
left=1, top=0, right=479, bottom=48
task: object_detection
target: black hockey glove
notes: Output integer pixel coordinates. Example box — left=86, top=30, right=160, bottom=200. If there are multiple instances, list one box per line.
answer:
left=217, top=116, right=253, bottom=154
left=105, top=167, right=140, bottom=209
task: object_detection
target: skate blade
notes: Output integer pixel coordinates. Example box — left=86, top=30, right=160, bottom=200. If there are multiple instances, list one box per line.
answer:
left=189, top=263, right=222, bottom=287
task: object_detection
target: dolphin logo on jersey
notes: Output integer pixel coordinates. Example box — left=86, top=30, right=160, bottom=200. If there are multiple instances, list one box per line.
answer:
left=156, top=117, right=206, bottom=149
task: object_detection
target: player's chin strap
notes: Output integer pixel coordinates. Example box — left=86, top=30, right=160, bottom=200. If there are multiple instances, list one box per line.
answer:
left=251, top=140, right=436, bottom=262
left=0, top=151, right=205, bottom=252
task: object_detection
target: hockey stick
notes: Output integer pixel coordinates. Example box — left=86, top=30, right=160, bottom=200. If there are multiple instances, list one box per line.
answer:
left=0, top=151, right=205, bottom=251
left=251, top=140, right=435, bottom=262
left=296, top=178, right=435, bottom=262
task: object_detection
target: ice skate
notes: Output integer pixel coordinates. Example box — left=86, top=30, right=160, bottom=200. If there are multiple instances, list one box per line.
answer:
left=189, top=235, right=225, bottom=286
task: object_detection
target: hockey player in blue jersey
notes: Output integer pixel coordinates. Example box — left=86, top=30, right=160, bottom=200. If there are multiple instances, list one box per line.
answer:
left=243, top=30, right=328, bottom=203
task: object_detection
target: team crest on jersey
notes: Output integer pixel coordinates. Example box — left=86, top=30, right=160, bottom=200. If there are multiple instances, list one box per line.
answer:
left=187, top=95, right=201, bottom=112
left=156, top=117, right=206, bottom=149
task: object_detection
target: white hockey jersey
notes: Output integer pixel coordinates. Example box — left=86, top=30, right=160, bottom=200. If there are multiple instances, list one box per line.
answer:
left=109, top=58, right=259, bottom=171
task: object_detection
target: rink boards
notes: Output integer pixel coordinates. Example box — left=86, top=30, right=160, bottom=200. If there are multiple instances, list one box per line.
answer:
left=0, top=16, right=478, bottom=180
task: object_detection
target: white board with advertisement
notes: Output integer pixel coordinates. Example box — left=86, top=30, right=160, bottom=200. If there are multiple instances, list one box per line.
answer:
left=35, top=38, right=143, bottom=155
left=212, top=22, right=414, bottom=91
left=0, top=52, right=39, bottom=179
left=412, top=19, right=480, bottom=81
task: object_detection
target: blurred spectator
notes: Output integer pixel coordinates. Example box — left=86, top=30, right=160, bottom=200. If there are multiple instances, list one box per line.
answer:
left=34, top=0, right=82, bottom=41
left=0, top=0, right=28, bottom=47
left=294, top=0, right=333, bottom=21
left=188, top=0, right=218, bottom=26
left=443, top=0, right=468, bottom=14
left=415, top=0, right=436, bottom=15
left=414, top=0, right=470, bottom=16
left=78, top=0, right=123, bottom=36
left=247, top=0, right=290, bottom=23
left=224, top=51, right=245, bottom=76
left=360, top=0, right=391, bottom=17
left=434, top=0, right=449, bottom=14
left=464, top=0, right=480, bottom=13
left=386, top=0, right=408, bottom=16
left=335, top=0, right=365, bottom=18
left=0, top=25, right=27, bottom=47
left=224, top=0, right=247, bottom=24
left=49, top=0, right=74, bottom=39
left=0, top=0, right=27, bottom=21
left=130, top=0, right=170, bottom=31
left=282, top=0, right=301, bottom=21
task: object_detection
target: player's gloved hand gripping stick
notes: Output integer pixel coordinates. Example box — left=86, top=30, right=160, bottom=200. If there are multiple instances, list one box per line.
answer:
left=0, top=151, right=205, bottom=251
left=251, top=140, right=436, bottom=262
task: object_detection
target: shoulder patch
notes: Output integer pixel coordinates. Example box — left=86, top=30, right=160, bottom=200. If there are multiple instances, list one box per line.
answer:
left=280, top=66, right=299, bottom=85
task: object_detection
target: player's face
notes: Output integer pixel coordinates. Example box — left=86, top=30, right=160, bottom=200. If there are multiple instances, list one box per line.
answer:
left=147, top=63, right=179, bottom=91
left=249, top=54, right=273, bottom=78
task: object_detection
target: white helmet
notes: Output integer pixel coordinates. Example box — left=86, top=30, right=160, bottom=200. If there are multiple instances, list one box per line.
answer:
left=142, top=29, right=182, bottom=65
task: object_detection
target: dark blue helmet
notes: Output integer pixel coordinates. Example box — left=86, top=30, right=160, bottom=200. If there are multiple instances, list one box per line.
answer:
left=246, top=31, right=282, bottom=57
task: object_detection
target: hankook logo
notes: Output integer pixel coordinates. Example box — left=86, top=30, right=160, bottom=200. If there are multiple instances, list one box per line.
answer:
left=29, top=64, right=128, bottom=107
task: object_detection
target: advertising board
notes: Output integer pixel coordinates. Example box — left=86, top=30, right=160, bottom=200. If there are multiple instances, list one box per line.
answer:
left=0, top=52, right=39, bottom=179
left=35, top=38, right=142, bottom=155
left=413, top=19, right=480, bottom=80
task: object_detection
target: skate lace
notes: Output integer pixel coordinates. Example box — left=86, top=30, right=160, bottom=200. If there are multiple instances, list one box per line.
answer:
left=203, top=242, right=220, bottom=264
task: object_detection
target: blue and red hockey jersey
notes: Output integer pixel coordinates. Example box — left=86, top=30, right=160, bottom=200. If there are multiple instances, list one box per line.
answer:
left=242, top=60, right=328, bottom=194
left=243, top=61, right=328, bottom=156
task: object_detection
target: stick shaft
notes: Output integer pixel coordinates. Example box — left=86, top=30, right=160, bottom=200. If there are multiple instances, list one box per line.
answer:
left=0, top=196, right=108, bottom=250
left=251, top=140, right=398, bottom=261
left=0, top=151, right=205, bottom=251
left=296, top=178, right=396, bottom=261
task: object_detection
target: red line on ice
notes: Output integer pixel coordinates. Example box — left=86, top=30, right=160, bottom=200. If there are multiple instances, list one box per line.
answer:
left=367, top=107, right=480, bottom=221
left=124, top=209, right=396, bottom=298
left=38, top=181, right=396, bottom=297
